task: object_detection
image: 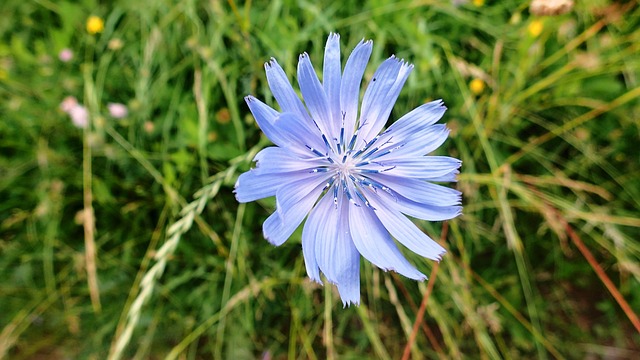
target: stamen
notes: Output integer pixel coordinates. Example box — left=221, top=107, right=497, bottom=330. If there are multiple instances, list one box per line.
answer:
left=351, top=148, right=364, bottom=158
left=347, top=133, right=357, bottom=150
left=323, top=177, right=336, bottom=191
left=340, top=112, right=346, bottom=154
left=358, top=166, right=396, bottom=174
left=347, top=119, right=368, bottom=150
left=351, top=134, right=378, bottom=158
left=368, top=144, right=404, bottom=160
left=311, top=119, right=322, bottom=132
left=343, top=179, right=360, bottom=207
left=362, top=137, right=404, bottom=160
left=354, top=187, right=374, bottom=209
left=364, top=135, right=380, bottom=150
left=359, top=147, right=378, bottom=160
left=380, top=136, right=394, bottom=147
left=321, top=134, right=331, bottom=149
left=305, top=145, right=325, bottom=158
left=359, top=178, right=378, bottom=193
left=359, top=177, right=396, bottom=200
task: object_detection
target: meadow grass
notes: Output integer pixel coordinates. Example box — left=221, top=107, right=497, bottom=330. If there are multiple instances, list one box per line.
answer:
left=1, top=0, right=639, bottom=358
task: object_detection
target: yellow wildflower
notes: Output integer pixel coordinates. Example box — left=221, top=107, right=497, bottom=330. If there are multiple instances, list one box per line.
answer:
left=473, top=0, right=485, bottom=6
left=86, top=16, right=104, bottom=35
left=528, top=20, right=544, bottom=37
left=470, top=78, right=485, bottom=95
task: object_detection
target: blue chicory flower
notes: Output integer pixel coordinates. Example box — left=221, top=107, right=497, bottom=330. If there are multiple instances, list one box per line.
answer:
left=235, top=33, right=462, bottom=306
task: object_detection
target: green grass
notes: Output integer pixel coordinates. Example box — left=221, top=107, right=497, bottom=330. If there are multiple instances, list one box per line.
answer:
left=1, top=0, right=639, bottom=358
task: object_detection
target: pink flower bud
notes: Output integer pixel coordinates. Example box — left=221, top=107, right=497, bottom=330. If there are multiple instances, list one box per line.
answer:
left=60, top=96, right=78, bottom=113
left=107, top=102, right=128, bottom=119
left=59, top=48, right=74, bottom=62
left=69, top=105, right=89, bottom=129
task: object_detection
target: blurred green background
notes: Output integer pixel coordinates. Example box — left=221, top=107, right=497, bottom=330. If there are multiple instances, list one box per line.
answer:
left=1, top=0, right=639, bottom=359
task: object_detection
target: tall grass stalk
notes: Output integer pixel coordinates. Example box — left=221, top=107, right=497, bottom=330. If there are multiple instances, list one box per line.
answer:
left=108, top=147, right=259, bottom=359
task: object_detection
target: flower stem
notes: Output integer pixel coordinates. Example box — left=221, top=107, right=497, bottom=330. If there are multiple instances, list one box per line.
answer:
left=324, top=283, right=335, bottom=360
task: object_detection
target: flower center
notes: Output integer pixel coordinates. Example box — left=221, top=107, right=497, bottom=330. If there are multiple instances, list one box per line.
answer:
left=335, top=155, right=356, bottom=176
left=305, top=121, right=402, bottom=209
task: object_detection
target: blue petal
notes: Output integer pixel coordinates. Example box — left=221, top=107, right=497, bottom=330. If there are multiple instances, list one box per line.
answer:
left=336, top=257, right=361, bottom=307
left=424, top=170, right=461, bottom=183
left=367, top=173, right=462, bottom=206
left=361, top=103, right=448, bottom=162
left=298, top=52, right=334, bottom=140
left=262, top=212, right=294, bottom=246
left=234, top=170, right=277, bottom=202
left=245, top=96, right=324, bottom=152
left=234, top=170, right=318, bottom=203
left=366, top=193, right=447, bottom=260
left=394, top=124, right=450, bottom=158
left=245, top=96, right=284, bottom=146
left=348, top=203, right=426, bottom=280
left=358, top=58, right=413, bottom=144
left=323, top=33, right=342, bottom=131
left=263, top=174, right=329, bottom=246
left=307, top=193, right=341, bottom=283
left=372, top=124, right=450, bottom=163
left=273, top=112, right=325, bottom=153
left=372, top=61, right=413, bottom=130
left=253, top=147, right=326, bottom=175
left=274, top=172, right=330, bottom=221
left=301, top=206, right=323, bottom=283
left=386, top=100, right=446, bottom=137
left=384, top=156, right=462, bottom=179
left=265, top=58, right=311, bottom=123
left=340, top=39, right=373, bottom=143
left=369, top=101, right=447, bottom=156
left=333, top=195, right=361, bottom=306
left=303, top=192, right=361, bottom=306
left=380, top=190, right=462, bottom=221
left=359, top=57, right=402, bottom=127
left=245, top=95, right=279, bottom=124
